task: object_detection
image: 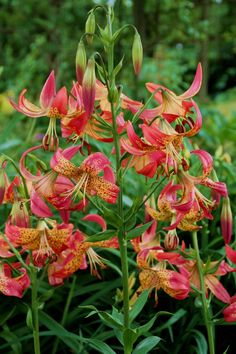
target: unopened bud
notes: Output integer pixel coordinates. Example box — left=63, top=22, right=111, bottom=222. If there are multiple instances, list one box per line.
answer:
left=10, top=201, right=29, bottom=228
left=164, top=230, right=179, bottom=250
left=108, top=83, right=118, bottom=104
left=0, top=163, right=7, bottom=204
left=85, top=12, right=96, bottom=44
left=132, top=31, right=143, bottom=75
left=221, top=197, right=233, bottom=244
left=42, top=133, right=59, bottom=152
left=76, top=40, right=87, bottom=84
left=82, top=58, right=96, bottom=117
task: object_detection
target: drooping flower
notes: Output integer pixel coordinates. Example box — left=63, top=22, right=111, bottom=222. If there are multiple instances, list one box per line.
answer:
left=120, top=121, right=166, bottom=177
left=48, top=214, right=118, bottom=284
left=5, top=219, right=73, bottom=264
left=129, top=63, right=202, bottom=122
left=183, top=258, right=235, bottom=303
left=0, top=263, right=30, bottom=298
left=10, top=71, right=67, bottom=150
left=51, top=149, right=119, bottom=204
left=223, top=295, right=236, bottom=322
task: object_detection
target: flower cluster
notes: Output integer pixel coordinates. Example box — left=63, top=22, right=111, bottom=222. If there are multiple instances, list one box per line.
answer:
left=0, top=20, right=234, bottom=330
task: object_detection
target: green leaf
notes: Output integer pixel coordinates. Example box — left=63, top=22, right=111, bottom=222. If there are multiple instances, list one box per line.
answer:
left=136, top=315, right=157, bottom=335
left=133, top=336, right=161, bottom=354
left=39, top=311, right=82, bottom=353
left=113, top=56, right=124, bottom=77
left=26, top=308, right=33, bottom=330
left=130, top=290, right=149, bottom=323
left=157, top=309, right=187, bottom=331
left=123, top=328, right=139, bottom=353
left=191, top=330, right=208, bottom=354
left=0, top=325, right=22, bottom=354
left=88, top=338, right=116, bottom=354
left=126, top=221, right=153, bottom=240
left=79, top=305, right=123, bottom=330
left=87, top=229, right=116, bottom=242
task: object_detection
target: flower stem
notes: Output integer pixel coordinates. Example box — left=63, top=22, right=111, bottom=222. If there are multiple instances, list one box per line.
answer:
left=192, top=231, right=215, bottom=354
left=106, top=7, right=130, bottom=353
left=30, top=266, right=41, bottom=354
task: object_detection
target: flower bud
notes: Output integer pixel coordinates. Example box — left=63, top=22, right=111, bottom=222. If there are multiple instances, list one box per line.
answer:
left=82, top=57, right=96, bottom=118
left=76, top=40, right=87, bottom=84
left=164, top=230, right=179, bottom=250
left=132, top=31, right=143, bottom=75
left=0, top=162, right=7, bottom=204
left=221, top=197, right=233, bottom=244
left=85, top=12, right=96, bottom=44
left=10, top=201, right=30, bottom=228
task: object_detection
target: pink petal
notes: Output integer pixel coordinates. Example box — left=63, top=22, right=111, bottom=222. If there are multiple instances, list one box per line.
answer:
left=82, top=214, right=107, bottom=231
left=10, top=90, right=46, bottom=118
left=225, top=245, right=236, bottom=264
left=205, top=274, right=231, bottom=303
left=20, top=145, right=43, bottom=181
left=30, top=189, right=53, bottom=218
left=40, top=71, right=56, bottom=109
left=180, top=63, right=202, bottom=99
left=51, top=86, right=68, bottom=115
left=82, top=152, right=111, bottom=173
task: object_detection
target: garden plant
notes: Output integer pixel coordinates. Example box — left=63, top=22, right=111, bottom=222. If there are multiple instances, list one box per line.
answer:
left=0, top=5, right=235, bottom=354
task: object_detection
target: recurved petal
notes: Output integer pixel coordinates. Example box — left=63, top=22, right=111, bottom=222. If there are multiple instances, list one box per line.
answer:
left=40, top=71, right=56, bottom=109
left=10, top=89, right=47, bottom=117
left=205, top=274, right=231, bottom=303
left=180, top=63, right=202, bottom=99
left=82, top=214, right=107, bottom=231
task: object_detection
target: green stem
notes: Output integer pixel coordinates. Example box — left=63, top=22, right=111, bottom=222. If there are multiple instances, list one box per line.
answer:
left=52, top=276, right=76, bottom=354
left=106, top=8, right=130, bottom=353
left=192, top=231, right=215, bottom=354
left=30, top=266, right=41, bottom=354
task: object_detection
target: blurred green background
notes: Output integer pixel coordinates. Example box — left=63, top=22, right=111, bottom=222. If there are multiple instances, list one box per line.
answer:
left=0, top=0, right=235, bottom=195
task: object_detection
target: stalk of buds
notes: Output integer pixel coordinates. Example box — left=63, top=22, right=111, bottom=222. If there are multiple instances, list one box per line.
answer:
left=76, top=40, right=87, bottom=84
left=132, top=30, right=143, bottom=75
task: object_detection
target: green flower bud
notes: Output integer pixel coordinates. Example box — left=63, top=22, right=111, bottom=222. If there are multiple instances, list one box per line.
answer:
left=76, top=40, right=87, bottom=84
left=132, top=31, right=143, bottom=75
left=85, top=12, right=96, bottom=44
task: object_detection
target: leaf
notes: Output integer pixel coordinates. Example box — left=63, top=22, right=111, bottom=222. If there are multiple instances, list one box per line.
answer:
left=191, top=330, right=208, bottom=354
left=88, top=338, right=116, bottom=354
left=87, top=229, right=116, bottom=242
left=0, top=306, right=16, bottom=326
left=129, top=290, right=149, bottom=323
left=136, top=315, right=157, bottom=335
left=133, top=336, right=162, bottom=354
left=79, top=305, right=123, bottom=330
left=113, top=56, right=124, bottom=77
left=0, top=325, right=22, bottom=354
left=126, top=221, right=153, bottom=240
left=157, top=309, right=187, bottom=332
left=123, top=328, right=139, bottom=353
left=39, top=311, right=82, bottom=353
left=26, top=308, right=33, bottom=330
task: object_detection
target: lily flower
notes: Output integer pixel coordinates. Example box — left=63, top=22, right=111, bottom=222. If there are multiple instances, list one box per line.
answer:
left=10, top=71, right=67, bottom=150
left=51, top=150, right=119, bottom=204
left=120, top=121, right=166, bottom=177
left=223, top=295, right=236, bottom=322
left=0, top=263, right=30, bottom=298
left=47, top=214, right=119, bottom=284
left=128, top=63, right=202, bottom=122
left=5, top=219, right=73, bottom=264
left=183, top=259, right=234, bottom=304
